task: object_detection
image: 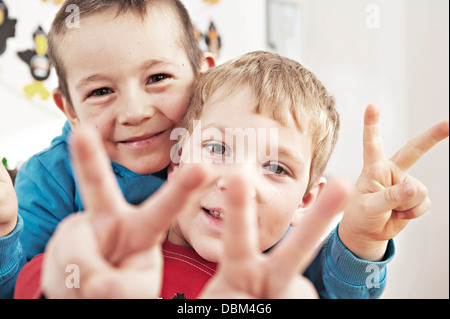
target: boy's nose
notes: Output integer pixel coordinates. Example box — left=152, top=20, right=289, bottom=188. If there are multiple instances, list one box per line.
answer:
left=216, top=164, right=258, bottom=199
left=118, top=98, right=155, bottom=126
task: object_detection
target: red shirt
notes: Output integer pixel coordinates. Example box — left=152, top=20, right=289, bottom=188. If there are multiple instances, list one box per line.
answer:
left=14, top=240, right=217, bottom=299
left=14, top=253, right=45, bottom=299
left=161, top=240, right=217, bottom=299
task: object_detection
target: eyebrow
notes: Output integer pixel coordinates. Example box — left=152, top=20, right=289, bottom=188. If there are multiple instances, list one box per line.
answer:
left=276, top=146, right=305, bottom=169
left=201, top=122, right=227, bottom=133
left=75, top=58, right=180, bottom=91
left=139, top=58, right=179, bottom=71
left=75, top=74, right=110, bottom=91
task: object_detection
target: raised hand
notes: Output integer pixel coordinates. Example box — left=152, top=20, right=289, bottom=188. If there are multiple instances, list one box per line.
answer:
left=0, top=162, right=18, bottom=237
left=339, top=104, right=449, bottom=261
left=42, top=127, right=209, bottom=298
left=200, top=176, right=352, bottom=299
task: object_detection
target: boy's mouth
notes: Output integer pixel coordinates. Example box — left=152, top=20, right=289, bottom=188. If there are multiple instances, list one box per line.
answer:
left=202, top=207, right=224, bottom=220
left=118, top=130, right=166, bottom=148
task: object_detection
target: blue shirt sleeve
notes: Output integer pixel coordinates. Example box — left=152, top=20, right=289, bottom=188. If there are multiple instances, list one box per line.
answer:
left=0, top=214, right=26, bottom=299
left=15, top=148, right=79, bottom=262
left=0, top=140, right=78, bottom=299
left=304, top=225, right=395, bottom=299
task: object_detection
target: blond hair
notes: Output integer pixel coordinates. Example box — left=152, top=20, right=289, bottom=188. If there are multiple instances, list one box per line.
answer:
left=181, top=51, right=339, bottom=195
left=48, top=0, right=203, bottom=108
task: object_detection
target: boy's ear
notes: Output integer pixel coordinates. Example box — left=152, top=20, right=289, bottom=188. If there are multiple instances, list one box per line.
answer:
left=290, top=177, right=327, bottom=227
left=52, top=88, right=65, bottom=113
left=52, top=88, right=80, bottom=127
left=199, top=52, right=216, bottom=76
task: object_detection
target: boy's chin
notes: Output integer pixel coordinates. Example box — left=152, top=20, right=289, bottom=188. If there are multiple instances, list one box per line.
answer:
left=114, top=156, right=170, bottom=175
left=194, top=240, right=223, bottom=263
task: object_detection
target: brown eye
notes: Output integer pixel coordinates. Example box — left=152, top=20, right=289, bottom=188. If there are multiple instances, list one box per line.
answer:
left=89, top=88, right=113, bottom=97
left=147, top=74, right=169, bottom=84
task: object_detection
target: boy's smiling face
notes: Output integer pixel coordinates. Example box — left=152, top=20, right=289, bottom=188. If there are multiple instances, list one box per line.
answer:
left=58, top=8, right=197, bottom=174
left=168, top=86, right=317, bottom=262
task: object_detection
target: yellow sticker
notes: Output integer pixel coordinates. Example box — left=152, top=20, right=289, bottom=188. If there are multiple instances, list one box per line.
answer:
left=0, top=9, right=5, bottom=25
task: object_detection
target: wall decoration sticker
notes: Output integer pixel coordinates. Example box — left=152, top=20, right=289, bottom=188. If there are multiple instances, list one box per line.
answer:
left=205, top=21, right=221, bottom=58
left=193, top=24, right=203, bottom=45
left=0, top=0, right=17, bottom=57
left=40, top=0, right=64, bottom=5
left=17, top=26, right=52, bottom=100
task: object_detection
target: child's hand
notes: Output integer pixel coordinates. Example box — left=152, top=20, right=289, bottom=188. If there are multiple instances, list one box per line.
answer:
left=42, top=127, right=208, bottom=298
left=0, top=163, right=18, bottom=237
left=200, top=177, right=352, bottom=299
left=339, top=104, right=449, bottom=261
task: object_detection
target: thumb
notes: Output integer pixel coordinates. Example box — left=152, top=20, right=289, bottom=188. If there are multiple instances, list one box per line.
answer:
left=369, top=182, right=417, bottom=214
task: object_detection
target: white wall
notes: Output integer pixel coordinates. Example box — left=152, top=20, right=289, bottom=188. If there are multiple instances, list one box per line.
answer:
left=382, top=0, right=449, bottom=299
left=294, top=0, right=449, bottom=299
left=296, top=0, right=411, bottom=180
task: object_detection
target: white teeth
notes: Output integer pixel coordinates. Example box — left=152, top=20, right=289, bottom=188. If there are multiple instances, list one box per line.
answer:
left=208, top=209, right=223, bottom=219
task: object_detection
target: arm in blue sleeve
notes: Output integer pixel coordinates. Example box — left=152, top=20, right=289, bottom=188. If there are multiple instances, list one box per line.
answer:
left=0, top=151, right=78, bottom=298
left=15, top=154, right=78, bottom=261
left=0, top=214, right=26, bottom=299
left=304, top=225, right=395, bottom=299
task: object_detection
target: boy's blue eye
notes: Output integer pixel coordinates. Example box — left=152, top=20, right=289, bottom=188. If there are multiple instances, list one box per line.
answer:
left=205, top=143, right=227, bottom=155
left=147, top=74, right=169, bottom=84
left=89, top=88, right=113, bottom=97
left=264, top=163, right=287, bottom=175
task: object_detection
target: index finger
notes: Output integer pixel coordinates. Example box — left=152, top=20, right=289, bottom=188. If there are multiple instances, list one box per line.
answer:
left=123, top=163, right=210, bottom=252
left=221, top=174, right=259, bottom=261
left=391, top=120, right=449, bottom=171
left=363, top=104, right=386, bottom=166
left=69, top=126, right=125, bottom=213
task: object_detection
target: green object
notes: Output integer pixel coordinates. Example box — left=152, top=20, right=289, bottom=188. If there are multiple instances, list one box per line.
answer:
left=2, top=157, right=8, bottom=170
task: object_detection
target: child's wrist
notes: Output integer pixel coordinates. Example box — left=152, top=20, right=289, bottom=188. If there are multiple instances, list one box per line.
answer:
left=338, top=223, right=389, bottom=262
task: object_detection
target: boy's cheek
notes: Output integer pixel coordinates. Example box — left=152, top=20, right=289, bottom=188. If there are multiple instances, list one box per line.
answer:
left=258, top=213, right=295, bottom=251
left=162, top=83, right=196, bottom=123
left=169, top=98, right=192, bottom=125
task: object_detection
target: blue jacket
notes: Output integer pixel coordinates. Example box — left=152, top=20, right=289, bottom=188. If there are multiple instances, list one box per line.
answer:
left=0, top=122, right=394, bottom=299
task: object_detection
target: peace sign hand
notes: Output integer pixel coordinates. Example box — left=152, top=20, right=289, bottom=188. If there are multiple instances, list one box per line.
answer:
left=200, top=176, right=352, bottom=299
left=339, top=104, right=449, bottom=261
left=42, top=127, right=209, bottom=298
